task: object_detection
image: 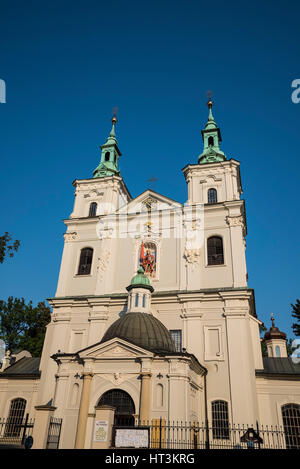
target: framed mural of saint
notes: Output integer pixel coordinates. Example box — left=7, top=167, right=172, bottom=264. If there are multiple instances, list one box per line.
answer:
left=139, top=242, right=157, bottom=278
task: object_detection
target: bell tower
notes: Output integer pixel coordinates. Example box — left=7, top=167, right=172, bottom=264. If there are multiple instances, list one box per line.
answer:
left=198, top=99, right=226, bottom=164
left=93, top=115, right=121, bottom=178
left=182, top=99, right=247, bottom=289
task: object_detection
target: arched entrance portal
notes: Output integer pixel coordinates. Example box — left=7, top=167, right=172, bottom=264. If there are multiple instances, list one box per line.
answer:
left=98, top=389, right=135, bottom=426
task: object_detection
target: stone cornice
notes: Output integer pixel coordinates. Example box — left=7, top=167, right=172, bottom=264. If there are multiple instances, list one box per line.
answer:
left=182, top=158, right=241, bottom=179
left=72, top=176, right=132, bottom=200
left=48, top=287, right=254, bottom=308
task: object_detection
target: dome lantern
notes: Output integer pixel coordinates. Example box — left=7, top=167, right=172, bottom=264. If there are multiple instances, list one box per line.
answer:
left=263, top=314, right=287, bottom=358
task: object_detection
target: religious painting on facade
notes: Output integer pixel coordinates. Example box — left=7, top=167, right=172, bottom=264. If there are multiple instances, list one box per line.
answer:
left=139, top=242, right=157, bottom=278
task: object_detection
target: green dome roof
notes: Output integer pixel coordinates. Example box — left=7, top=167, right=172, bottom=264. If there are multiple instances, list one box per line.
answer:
left=131, top=266, right=150, bottom=285
left=126, top=266, right=154, bottom=292
left=100, top=312, right=176, bottom=354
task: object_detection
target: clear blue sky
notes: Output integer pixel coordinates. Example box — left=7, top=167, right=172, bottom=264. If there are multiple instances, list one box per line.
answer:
left=0, top=0, right=299, bottom=340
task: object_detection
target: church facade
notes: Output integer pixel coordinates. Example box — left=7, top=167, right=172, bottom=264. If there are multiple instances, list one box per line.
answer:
left=0, top=102, right=299, bottom=449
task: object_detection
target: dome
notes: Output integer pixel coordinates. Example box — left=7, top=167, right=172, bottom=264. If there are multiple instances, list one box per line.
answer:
left=127, top=266, right=154, bottom=292
left=264, top=317, right=287, bottom=341
left=264, top=326, right=286, bottom=341
left=100, top=312, right=176, bottom=354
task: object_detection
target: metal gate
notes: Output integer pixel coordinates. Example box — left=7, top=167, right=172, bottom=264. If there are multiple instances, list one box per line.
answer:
left=46, top=417, right=62, bottom=449
left=0, top=413, right=34, bottom=448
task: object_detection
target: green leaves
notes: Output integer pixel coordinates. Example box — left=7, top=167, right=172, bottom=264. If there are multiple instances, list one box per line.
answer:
left=0, top=232, right=20, bottom=264
left=0, top=297, right=51, bottom=357
left=291, top=299, right=300, bottom=337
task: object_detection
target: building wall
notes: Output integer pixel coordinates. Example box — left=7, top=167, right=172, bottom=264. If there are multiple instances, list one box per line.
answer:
left=256, top=377, right=300, bottom=427
left=0, top=378, right=40, bottom=419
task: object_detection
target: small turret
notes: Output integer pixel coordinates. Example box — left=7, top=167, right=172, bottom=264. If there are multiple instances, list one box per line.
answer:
left=264, top=314, right=287, bottom=358
left=126, top=266, right=154, bottom=314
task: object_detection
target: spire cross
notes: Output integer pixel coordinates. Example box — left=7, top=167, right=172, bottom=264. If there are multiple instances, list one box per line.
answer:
left=270, top=313, right=275, bottom=327
left=147, top=175, right=158, bottom=189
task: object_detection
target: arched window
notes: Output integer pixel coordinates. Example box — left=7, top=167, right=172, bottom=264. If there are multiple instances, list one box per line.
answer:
left=208, top=136, right=214, bottom=146
left=212, top=400, right=230, bottom=440
left=98, top=389, right=135, bottom=426
left=139, top=241, right=157, bottom=278
left=282, top=404, right=300, bottom=449
left=77, top=248, right=93, bottom=275
left=105, top=152, right=110, bottom=161
left=207, top=237, right=224, bottom=265
left=208, top=188, right=217, bottom=204
left=88, top=202, right=97, bottom=217
left=5, top=398, right=26, bottom=437
left=142, top=294, right=146, bottom=308
left=275, top=345, right=281, bottom=357
left=135, top=294, right=139, bottom=308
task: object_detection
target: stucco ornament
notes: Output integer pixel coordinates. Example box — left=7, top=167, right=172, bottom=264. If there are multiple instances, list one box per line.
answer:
left=64, top=232, right=77, bottom=242
left=96, top=219, right=115, bottom=239
left=141, top=196, right=157, bottom=212
left=184, top=249, right=201, bottom=268
left=97, top=250, right=111, bottom=279
left=226, top=215, right=244, bottom=227
left=84, top=189, right=103, bottom=199
left=183, top=215, right=203, bottom=268
left=226, top=215, right=246, bottom=236
left=102, top=372, right=132, bottom=386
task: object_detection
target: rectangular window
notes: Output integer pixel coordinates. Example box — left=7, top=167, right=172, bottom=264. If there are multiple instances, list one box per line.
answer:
left=170, top=330, right=182, bottom=352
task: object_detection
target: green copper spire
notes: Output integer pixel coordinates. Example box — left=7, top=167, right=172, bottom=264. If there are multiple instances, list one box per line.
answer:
left=198, top=100, right=226, bottom=164
left=93, top=115, right=122, bottom=178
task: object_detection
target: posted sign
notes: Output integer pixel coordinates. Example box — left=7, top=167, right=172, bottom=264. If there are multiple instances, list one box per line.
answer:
left=94, top=420, right=108, bottom=442
left=114, top=428, right=149, bottom=448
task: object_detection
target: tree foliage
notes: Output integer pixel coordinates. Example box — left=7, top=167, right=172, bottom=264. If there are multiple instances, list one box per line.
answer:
left=291, top=299, right=300, bottom=337
left=286, top=338, right=296, bottom=357
left=259, top=322, right=268, bottom=357
left=0, top=232, right=20, bottom=264
left=0, top=297, right=51, bottom=357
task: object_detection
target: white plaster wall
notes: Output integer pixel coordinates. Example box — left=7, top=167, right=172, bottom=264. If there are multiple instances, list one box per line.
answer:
left=256, top=377, right=300, bottom=427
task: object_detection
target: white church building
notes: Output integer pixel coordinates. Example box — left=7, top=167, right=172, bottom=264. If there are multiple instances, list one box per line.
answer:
left=0, top=101, right=299, bottom=450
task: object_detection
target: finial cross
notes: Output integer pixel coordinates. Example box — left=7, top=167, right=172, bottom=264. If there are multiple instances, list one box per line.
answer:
left=147, top=175, right=158, bottom=189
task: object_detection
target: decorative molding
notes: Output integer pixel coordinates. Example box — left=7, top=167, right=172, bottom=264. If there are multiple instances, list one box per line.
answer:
left=97, top=250, right=111, bottom=280
left=101, top=372, right=132, bottom=386
left=226, top=215, right=244, bottom=227
left=200, top=175, right=223, bottom=183
left=141, top=196, right=158, bottom=211
left=97, top=224, right=114, bottom=239
left=101, top=346, right=137, bottom=358
left=226, top=215, right=246, bottom=236
left=84, top=190, right=104, bottom=199
left=64, top=232, right=77, bottom=242
left=183, top=249, right=201, bottom=268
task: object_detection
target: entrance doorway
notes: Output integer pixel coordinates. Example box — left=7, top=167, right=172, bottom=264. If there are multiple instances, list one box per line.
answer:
left=98, top=389, right=135, bottom=426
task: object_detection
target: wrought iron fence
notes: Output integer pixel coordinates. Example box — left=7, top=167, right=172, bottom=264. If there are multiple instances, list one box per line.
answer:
left=46, top=417, right=62, bottom=449
left=115, top=419, right=299, bottom=450
left=0, top=413, right=34, bottom=448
